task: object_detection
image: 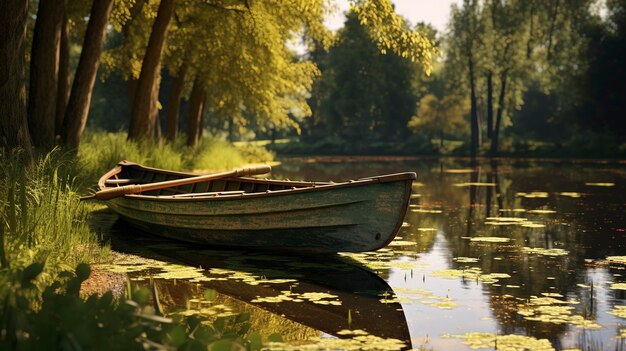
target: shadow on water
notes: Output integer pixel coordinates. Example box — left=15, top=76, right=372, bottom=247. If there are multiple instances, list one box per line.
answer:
left=90, top=156, right=626, bottom=350
left=90, top=211, right=413, bottom=348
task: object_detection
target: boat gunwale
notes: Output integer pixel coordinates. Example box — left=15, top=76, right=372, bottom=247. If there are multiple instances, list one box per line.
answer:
left=99, top=161, right=416, bottom=203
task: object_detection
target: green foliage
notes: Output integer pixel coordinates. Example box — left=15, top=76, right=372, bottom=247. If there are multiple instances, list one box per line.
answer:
left=268, top=134, right=436, bottom=156
left=0, top=263, right=263, bottom=350
left=77, top=132, right=275, bottom=183
left=314, top=12, right=420, bottom=142
left=0, top=150, right=104, bottom=280
left=352, top=0, right=438, bottom=75
left=408, top=94, right=469, bottom=146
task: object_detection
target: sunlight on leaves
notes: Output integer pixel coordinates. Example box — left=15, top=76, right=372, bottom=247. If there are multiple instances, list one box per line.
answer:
left=522, top=247, right=569, bottom=256
left=517, top=296, right=601, bottom=329
left=559, top=192, right=583, bottom=198
left=453, top=182, right=496, bottom=187
left=527, top=209, right=557, bottom=214
left=252, top=290, right=342, bottom=306
left=607, top=256, right=626, bottom=265
left=517, top=192, right=549, bottom=198
left=608, top=306, right=626, bottom=318
left=584, top=182, right=615, bottom=187
left=410, top=209, right=443, bottom=214
left=432, top=267, right=510, bottom=284
left=443, top=332, right=555, bottom=351
left=467, top=237, right=511, bottom=243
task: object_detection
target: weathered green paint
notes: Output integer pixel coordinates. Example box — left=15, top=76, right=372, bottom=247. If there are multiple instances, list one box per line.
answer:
left=99, top=162, right=415, bottom=253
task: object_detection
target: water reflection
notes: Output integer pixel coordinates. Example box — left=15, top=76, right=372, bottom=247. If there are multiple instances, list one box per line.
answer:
left=91, top=215, right=413, bottom=348
left=273, top=157, right=626, bottom=350
left=92, top=157, right=626, bottom=350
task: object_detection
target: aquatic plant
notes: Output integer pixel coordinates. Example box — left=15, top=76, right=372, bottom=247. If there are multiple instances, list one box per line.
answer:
left=0, top=263, right=264, bottom=350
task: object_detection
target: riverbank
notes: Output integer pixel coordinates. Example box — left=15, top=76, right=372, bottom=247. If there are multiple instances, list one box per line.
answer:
left=266, top=133, right=626, bottom=159
left=0, top=132, right=276, bottom=349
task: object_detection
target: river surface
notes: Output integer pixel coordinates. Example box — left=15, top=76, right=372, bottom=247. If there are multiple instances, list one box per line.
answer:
left=91, top=157, right=626, bottom=350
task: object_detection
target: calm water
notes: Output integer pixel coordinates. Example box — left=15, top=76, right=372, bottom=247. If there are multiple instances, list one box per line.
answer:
left=92, top=157, right=626, bottom=350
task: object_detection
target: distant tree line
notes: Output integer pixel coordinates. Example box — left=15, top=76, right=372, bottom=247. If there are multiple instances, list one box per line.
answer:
left=289, top=0, right=626, bottom=157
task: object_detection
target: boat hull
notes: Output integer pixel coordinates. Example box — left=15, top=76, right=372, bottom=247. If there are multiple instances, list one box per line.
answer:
left=106, top=178, right=412, bottom=252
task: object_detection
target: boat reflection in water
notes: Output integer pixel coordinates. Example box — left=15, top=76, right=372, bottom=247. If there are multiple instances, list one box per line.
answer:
left=104, top=217, right=412, bottom=348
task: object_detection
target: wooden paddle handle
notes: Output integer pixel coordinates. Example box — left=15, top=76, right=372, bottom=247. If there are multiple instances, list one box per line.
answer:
left=88, top=185, right=145, bottom=201
left=85, top=164, right=271, bottom=201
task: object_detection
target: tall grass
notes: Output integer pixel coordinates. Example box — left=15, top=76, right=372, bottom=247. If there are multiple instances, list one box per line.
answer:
left=0, top=150, right=105, bottom=284
left=78, top=132, right=274, bottom=186
left=0, top=135, right=278, bottom=349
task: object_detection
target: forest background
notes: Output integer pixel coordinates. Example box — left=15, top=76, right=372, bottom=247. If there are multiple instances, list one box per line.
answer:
left=3, top=0, right=625, bottom=161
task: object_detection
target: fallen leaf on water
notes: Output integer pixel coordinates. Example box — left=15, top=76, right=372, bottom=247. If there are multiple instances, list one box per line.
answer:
left=608, top=306, right=626, bottom=318
left=443, top=332, right=555, bottom=351
left=527, top=209, right=557, bottom=214
left=453, top=182, right=496, bottom=187
left=523, top=247, right=568, bottom=256
left=585, top=182, right=615, bottom=187
left=517, top=192, right=549, bottom=198
left=559, top=192, right=582, bottom=198
left=468, top=237, right=512, bottom=243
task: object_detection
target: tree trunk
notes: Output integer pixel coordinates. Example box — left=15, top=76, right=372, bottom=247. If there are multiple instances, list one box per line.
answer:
left=165, top=64, right=187, bottom=141
left=546, top=0, right=560, bottom=62
left=28, top=0, right=63, bottom=149
left=55, top=11, right=70, bottom=137
left=440, top=129, right=444, bottom=149
left=149, top=65, right=162, bottom=139
left=128, top=0, right=175, bottom=140
left=186, top=78, right=205, bottom=147
left=122, top=0, right=145, bottom=107
left=61, top=0, right=114, bottom=150
left=486, top=71, right=493, bottom=139
left=468, top=53, right=479, bottom=158
left=0, top=0, right=33, bottom=160
left=228, top=116, right=235, bottom=142
left=490, top=72, right=508, bottom=157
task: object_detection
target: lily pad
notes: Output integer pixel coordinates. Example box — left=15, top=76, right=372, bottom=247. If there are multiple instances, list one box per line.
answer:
left=443, top=332, right=555, bottom=351
left=523, top=247, right=569, bottom=256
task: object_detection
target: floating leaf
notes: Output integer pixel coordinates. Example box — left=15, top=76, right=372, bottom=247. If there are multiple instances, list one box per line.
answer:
left=468, top=237, right=511, bottom=243
left=585, top=182, right=615, bottom=187
left=527, top=209, right=557, bottom=214
left=454, top=257, right=479, bottom=263
left=559, top=192, right=582, bottom=198
left=388, top=240, right=417, bottom=247
left=411, top=209, right=443, bottom=214
left=607, top=256, right=626, bottom=265
left=523, top=247, right=568, bottom=256
left=608, top=306, right=626, bottom=318
left=453, top=182, right=496, bottom=187
left=443, top=332, right=555, bottom=351
left=522, top=223, right=546, bottom=228
left=610, top=283, right=626, bottom=290
left=517, top=192, right=549, bottom=198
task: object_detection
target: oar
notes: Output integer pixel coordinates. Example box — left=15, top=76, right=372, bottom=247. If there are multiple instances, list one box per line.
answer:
left=81, top=165, right=271, bottom=201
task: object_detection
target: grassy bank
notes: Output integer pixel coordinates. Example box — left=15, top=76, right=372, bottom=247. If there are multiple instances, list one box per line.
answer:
left=78, top=132, right=275, bottom=189
left=0, top=132, right=276, bottom=349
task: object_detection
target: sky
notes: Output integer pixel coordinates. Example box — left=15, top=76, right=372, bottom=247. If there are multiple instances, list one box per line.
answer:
left=325, top=0, right=462, bottom=33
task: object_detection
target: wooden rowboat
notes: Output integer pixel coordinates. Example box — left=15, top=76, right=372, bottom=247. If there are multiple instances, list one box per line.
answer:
left=95, top=160, right=415, bottom=253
